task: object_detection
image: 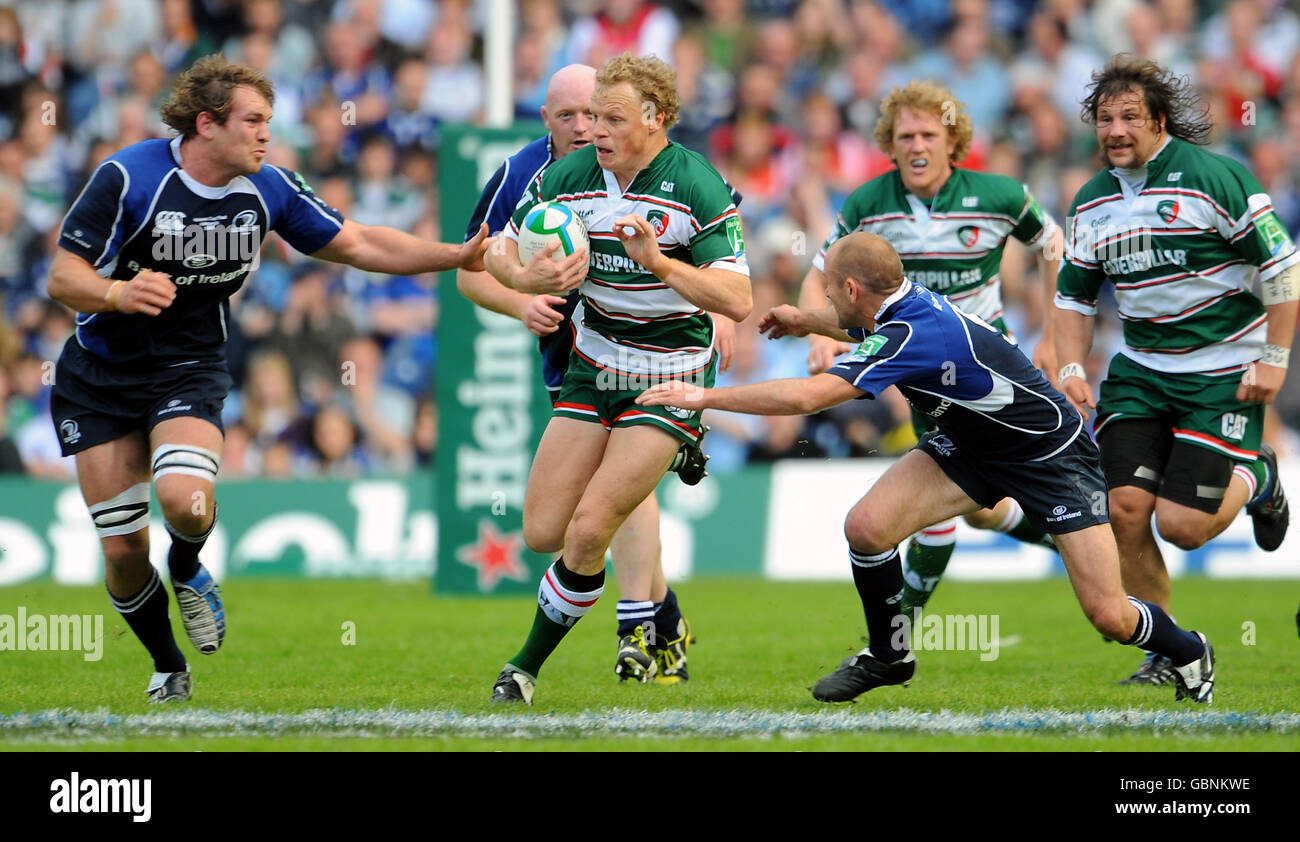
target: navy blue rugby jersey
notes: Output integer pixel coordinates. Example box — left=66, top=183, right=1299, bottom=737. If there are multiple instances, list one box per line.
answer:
left=58, top=136, right=344, bottom=368
left=463, top=134, right=576, bottom=392
left=829, top=279, right=1083, bottom=462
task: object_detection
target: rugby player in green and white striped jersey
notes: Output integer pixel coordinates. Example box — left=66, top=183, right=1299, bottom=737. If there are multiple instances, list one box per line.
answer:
left=483, top=54, right=751, bottom=704
left=797, top=81, right=1066, bottom=615
left=1055, top=56, right=1299, bottom=686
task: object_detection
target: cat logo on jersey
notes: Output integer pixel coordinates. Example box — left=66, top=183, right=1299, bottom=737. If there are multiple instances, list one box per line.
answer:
left=647, top=209, right=669, bottom=238
left=664, top=405, right=695, bottom=420
left=1157, top=200, right=1180, bottom=224
left=957, top=225, right=980, bottom=248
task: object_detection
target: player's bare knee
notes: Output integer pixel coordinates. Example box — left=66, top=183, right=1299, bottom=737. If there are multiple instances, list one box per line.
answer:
left=1154, top=516, right=1210, bottom=552
left=101, top=532, right=149, bottom=576
left=962, top=508, right=1000, bottom=530
left=843, top=509, right=893, bottom=555
left=1083, top=599, right=1131, bottom=642
left=564, top=506, right=617, bottom=560
left=1109, top=486, right=1155, bottom=525
left=524, top=520, right=564, bottom=554
left=155, top=485, right=213, bottom=536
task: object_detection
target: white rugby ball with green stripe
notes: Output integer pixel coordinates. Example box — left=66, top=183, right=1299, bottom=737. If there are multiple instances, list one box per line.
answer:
left=518, top=200, right=589, bottom=264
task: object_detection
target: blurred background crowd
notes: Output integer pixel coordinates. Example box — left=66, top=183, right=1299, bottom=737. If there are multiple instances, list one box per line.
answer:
left=1, top=0, right=1299, bottom=479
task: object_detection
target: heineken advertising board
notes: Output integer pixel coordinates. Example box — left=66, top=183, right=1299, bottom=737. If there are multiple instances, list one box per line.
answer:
left=0, top=471, right=770, bottom=585
left=437, top=123, right=563, bottom=595
left=1, top=464, right=1296, bottom=586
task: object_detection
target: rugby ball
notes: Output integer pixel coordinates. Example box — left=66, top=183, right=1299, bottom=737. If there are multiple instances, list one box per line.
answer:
left=517, top=200, right=589, bottom=264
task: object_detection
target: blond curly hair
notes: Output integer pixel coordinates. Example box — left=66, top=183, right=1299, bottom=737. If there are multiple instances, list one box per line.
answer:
left=595, top=53, right=679, bottom=130
left=873, top=80, right=974, bottom=164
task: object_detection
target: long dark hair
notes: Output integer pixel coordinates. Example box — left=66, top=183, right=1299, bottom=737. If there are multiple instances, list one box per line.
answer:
left=1080, top=55, right=1212, bottom=145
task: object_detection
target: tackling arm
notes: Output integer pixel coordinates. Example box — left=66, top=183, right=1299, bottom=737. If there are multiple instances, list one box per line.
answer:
left=313, top=219, right=489, bottom=274
left=797, top=265, right=855, bottom=372
left=637, top=372, right=862, bottom=416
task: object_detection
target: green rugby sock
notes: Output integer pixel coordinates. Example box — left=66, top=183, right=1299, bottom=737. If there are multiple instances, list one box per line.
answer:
left=900, top=523, right=957, bottom=612
left=1246, top=457, right=1271, bottom=506
left=1008, top=515, right=1059, bottom=551
left=508, top=559, right=604, bottom=678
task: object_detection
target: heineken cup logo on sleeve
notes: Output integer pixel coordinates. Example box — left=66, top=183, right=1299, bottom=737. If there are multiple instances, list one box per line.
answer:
left=726, top=216, right=745, bottom=256
left=1256, top=212, right=1292, bottom=257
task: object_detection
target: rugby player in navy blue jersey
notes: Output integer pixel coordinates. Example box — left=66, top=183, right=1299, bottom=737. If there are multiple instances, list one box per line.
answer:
left=639, top=232, right=1217, bottom=704
left=47, top=55, right=489, bottom=702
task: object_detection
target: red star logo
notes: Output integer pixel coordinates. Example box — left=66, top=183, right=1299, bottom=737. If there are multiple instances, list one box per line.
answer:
left=456, top=520, right=529, bottom=592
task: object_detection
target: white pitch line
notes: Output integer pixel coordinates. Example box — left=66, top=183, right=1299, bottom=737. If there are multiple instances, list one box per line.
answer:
left=2, top=708, right=1299, bottom=739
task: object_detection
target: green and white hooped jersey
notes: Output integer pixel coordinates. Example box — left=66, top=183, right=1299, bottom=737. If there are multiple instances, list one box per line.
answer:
left=813, top=168, right=1057, bottom=325
left=1056, top=136, right=1300, bottom=374
left=507, top=141, right=748, bottom=379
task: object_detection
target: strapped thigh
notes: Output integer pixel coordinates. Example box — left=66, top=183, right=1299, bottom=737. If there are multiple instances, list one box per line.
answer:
left=1097, top=418, right=1171, bottom=493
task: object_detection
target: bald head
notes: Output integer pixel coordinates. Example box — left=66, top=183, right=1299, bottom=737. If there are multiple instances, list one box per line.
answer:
left=826, top=233, right=905, bottom=295
left=546, top=64, right=596, bottom=108
left=543, top=65, right=597, bottom=158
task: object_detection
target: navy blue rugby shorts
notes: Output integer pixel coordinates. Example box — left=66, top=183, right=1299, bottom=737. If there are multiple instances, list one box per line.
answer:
left=914, top=430, right=1110, bottom=535
left=49, top=339, right=231, bottom=457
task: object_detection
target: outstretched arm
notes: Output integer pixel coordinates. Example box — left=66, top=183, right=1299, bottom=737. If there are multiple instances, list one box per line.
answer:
left=313, top=219, right=490, bottom=274
left=797, top=265, right=855, bottom=371
left=759, top=304, right=854, bottom=343
left=637, top=372, right=862, bottom=416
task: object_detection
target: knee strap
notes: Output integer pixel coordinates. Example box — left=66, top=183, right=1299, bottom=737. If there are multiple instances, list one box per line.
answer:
left=151, top=444, right=221, bottom=482
left=88, top=482, right=151, bottom=538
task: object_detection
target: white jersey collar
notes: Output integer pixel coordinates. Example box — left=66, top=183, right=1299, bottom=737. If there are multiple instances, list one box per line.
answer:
left=876, top=277, right=914, bottom=322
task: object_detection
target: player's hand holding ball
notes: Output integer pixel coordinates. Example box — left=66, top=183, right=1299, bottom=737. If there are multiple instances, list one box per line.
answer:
left=636, top=379, right=710, bottom=412
left=516, top=240, right=588, bottom=294
left=615, top=213, right=665, bottom=276
left=112, top=269, right=176, bottom=316
left=515, top=201, right=589, bottom=294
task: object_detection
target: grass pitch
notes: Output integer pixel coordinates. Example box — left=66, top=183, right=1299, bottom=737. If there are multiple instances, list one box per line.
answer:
left=1, top=577, right=1298, bottom=751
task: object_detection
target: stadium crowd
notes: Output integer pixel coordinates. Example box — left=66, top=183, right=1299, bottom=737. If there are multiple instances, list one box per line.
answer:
left=2, top=0, right=1300, bottom=478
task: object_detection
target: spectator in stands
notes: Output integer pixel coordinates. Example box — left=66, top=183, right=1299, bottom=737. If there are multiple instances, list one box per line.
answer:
left=0, top=365, right=26, bottom=473
left=908, top=17, right=1011, bottom=129
left=303, top=403, right=367, bottom=477
left=384, top=58, right=439, bottom=154
left=563, top=0, right=680, bottom=69
left=421, top=16, right=483, bottom=124
left=157, top=0, right=218, bottom=75
left=232, top=349, right=310, bottom=476
left=336, top=335, right=414, bottom=472
left=352, top=133, right=426, bottom=232
left=414, top=395, right=435, bottom=468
